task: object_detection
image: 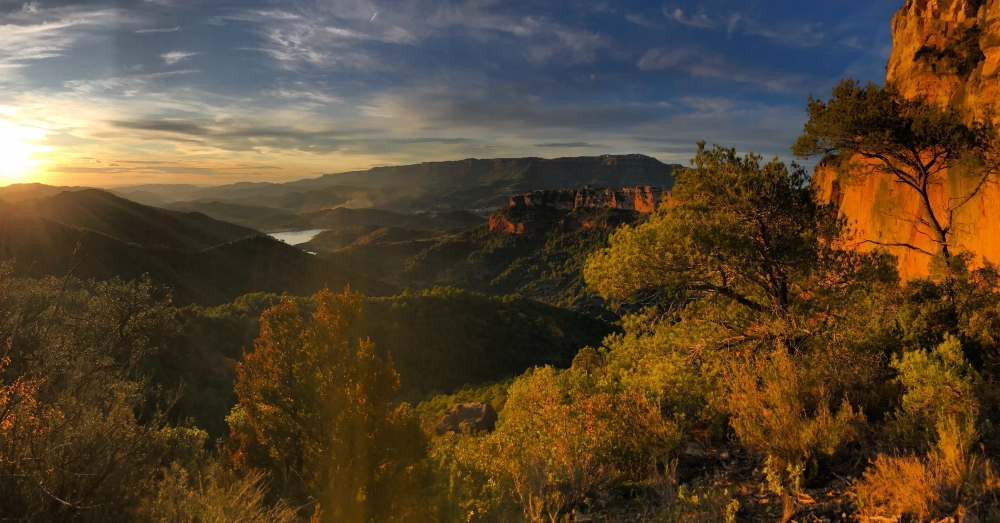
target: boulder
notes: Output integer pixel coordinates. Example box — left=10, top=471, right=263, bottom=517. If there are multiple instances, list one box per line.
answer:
left=435, top=402, right=499, bottom=436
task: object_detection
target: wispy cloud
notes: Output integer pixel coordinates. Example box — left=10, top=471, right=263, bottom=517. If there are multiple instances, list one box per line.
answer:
left=135, top=26, right=180, bottom=33
left=535, top=142, right=608, bottom=148
left=63, top=70, right=199, bottom=95
left=217, top=3, right=619, bottom=72
left=0, top=5, right=132, bottom=73
left=668, top=8, right=720, bottom=29
left=637, top=47, right=808, bottom=93
left=625, top=13, right=658, bottom=28
left=665, top=6, right=825, bottom=47
left=161, top=51, right=199, bottom=65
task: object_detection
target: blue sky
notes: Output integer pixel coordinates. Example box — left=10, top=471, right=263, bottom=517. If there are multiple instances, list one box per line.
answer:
left=0, top=0, right=900, bottom=186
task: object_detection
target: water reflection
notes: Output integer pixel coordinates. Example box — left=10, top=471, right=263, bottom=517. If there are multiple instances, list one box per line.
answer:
left=268, top=229, right=328, bottom=246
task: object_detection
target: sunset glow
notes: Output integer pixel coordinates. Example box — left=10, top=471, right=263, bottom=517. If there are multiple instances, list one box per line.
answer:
left=0, top=121, right=46, bottom=184
left=0, top=1, right=899, bottom=188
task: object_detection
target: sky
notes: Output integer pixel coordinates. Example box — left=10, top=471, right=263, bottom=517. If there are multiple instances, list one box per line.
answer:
left=0, top=0, right=901, bottom=187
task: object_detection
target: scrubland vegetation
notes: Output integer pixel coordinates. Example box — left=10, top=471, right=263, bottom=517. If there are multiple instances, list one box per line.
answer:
left=7, top=83, right=1000, bottom=522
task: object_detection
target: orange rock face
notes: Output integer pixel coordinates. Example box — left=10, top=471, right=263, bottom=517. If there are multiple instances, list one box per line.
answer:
left=815, top=0, right=1000, bottom=278
left=886, top=0, right=987, bottom=115
left=813, top=162, right=1000, bottom=278
left=488, top=215, right=529, bottom=234
left=509, top=186, right=666, bottom=213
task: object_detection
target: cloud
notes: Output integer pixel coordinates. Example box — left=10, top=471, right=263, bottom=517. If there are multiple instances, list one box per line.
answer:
left=215, top=3, right=619, bottom=72
left=535, top=142, right=607, bottom=148
left=111, top=119, right=210, bottom=135
left=63, top=70, right=199, bottom=94
left=0, top=5, right=131, bottom=73
left=664, top=6, right=825, bottom=47
left=668, top=8, right=718, bottom=29
left=625, top=13, right=657, bottom=28
left=162, top=51, right=198, bottom=64
left=135, top=26, right=180, bottom=33
left=637, top=47, right=807, bottom=93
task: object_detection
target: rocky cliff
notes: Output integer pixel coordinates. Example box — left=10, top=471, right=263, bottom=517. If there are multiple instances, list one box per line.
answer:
left=509, top=186, right=665, bottom=213
left=814, top=0, right=1000, bottom=278
left=489, top=187, right=665, bottom=234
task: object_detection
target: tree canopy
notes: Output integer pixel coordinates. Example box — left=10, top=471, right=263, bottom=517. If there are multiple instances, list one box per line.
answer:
left=793, top=79, right=1000, bottom=262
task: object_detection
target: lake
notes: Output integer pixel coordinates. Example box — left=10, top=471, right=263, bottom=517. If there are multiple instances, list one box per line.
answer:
left=268, top=229, right=329, bottom=246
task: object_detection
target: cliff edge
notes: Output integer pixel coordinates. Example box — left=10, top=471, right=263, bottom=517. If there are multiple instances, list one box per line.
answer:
left=814, top=0, right=1000, bottom=278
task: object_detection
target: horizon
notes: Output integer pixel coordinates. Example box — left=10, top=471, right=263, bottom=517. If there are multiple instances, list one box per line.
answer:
left=1, top=0, right=898, bottom=187
left=0, top=151, right=683, bottom=190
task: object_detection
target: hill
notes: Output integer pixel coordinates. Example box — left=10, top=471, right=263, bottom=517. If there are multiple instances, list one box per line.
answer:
left=162, top=200, right=308, bottom=232
left=303, top=207, right=485, bottom=230
left=161, top=201, right=484, bottom=233
left=300, top=154, right=676, bottom=191
left=111, top=154, right=679, bottom=212
left=0, top=215, right=395, bottom=305
left=0, top=182, right=90, bottom=202
left=2, top=189, right=259, bottom=250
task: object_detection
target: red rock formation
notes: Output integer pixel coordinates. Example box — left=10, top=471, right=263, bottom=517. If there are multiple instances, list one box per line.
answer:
left=491, top=186, right=665, bottom=234
left=489, top=214, right=529, bottom=234
left=509, top=186, right=666, bottom=213
left=813, top=0, right=1000, bottom=278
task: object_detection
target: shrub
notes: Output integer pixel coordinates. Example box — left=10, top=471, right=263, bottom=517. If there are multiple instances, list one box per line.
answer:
left=726, top=348, right=863, bottom=513
left=893, top=335, right=979, bottom=447
left=855, top=337, right=999, bottom=521
left=229, top=287, right=430, bottom=523
left=430, top=364, right=681, bottom=523
left=142, top=463, right=299, bottom=523
left=727, top=350, right=863, bottom=478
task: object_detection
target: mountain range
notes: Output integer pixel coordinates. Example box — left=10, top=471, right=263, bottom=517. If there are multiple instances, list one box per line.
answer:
left=112, top=154, right=678, bottom=215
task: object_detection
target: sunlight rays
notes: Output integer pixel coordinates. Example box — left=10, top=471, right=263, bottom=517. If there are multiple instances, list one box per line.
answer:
left=0, top=121, right=47, bottom=185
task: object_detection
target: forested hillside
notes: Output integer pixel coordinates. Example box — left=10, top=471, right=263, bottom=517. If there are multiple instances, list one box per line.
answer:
left=0, top=191, right=397, bottom=304
left=2, top=189, right=257, bottom=250
left=305, top=206, right=643, bottom=317
left=151, top=287, right=614, bottom=439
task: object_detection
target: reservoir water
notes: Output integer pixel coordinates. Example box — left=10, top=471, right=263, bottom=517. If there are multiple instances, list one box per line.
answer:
left=268, top=229, right=328, bottom=245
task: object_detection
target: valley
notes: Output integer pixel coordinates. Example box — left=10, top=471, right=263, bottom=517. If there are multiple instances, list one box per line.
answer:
left=8, top=1, right=1000, bottom=521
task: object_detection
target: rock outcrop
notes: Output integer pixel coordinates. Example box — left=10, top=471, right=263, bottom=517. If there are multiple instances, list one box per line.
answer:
left=435, top=403, right=499, bottom=436
left=488, top=187, right=663, bottom=234
left=509, top=186, right=665, bottom=213
left=813, top=0, right=1000, bottom=278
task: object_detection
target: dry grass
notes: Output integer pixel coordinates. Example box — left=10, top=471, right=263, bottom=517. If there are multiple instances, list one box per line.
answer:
left=854, top=437, right=1000, bottom=523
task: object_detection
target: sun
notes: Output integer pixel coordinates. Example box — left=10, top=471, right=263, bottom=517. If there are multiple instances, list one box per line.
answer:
left=0, top=121, right=46, bottom=185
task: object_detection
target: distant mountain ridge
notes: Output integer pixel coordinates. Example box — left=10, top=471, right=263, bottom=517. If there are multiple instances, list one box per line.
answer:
left=299, top=154, right=677, bottom=190
left=107, top=154, right=679, bottom=212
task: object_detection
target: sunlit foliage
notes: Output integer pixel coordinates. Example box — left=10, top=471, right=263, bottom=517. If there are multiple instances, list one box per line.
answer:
left=229, top=287, right=429, bottom=523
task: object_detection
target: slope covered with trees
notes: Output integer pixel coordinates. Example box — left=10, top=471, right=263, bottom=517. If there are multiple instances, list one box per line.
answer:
left=2, top=189, right=258, bottom=250
left=0, top=214, right=395, bottom=305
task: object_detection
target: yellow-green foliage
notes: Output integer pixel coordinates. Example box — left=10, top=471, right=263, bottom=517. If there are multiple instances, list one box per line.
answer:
left=894, top=335, right=979, bottom=445
left=229, top=288, right=429, bottom=523
left=415, top=380, right=511, bottom=428
left=727, top=350, right=863, bottom=491
left=855, top=337, right=999, bottom=522
left=430, top=362, right=680, bottom=523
